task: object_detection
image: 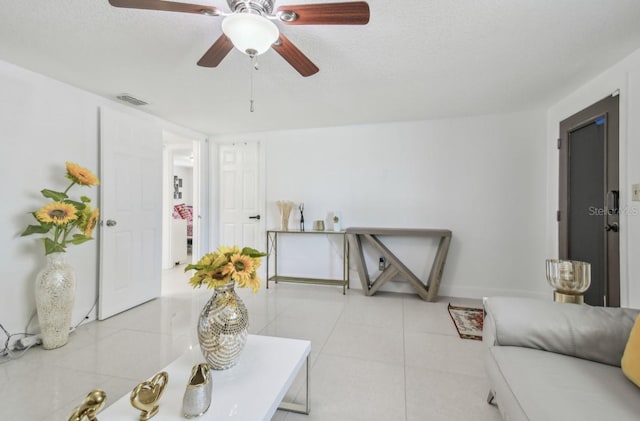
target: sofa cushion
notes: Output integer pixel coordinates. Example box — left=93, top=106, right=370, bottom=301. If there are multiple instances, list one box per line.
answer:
left=622, top=315, right=640, bottom=387
left=485, top=297, right=639, bottom=366
left=487, top=345, right=640, bottom=421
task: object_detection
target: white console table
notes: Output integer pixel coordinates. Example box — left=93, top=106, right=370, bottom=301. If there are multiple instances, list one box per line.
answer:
left=100, top=335, right=310, bottom=420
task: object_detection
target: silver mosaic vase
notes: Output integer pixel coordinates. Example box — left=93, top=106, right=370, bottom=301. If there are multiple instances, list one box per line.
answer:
left=35, top=252, right=76, bottom=349
left=197, top=282, right=248, bottom=370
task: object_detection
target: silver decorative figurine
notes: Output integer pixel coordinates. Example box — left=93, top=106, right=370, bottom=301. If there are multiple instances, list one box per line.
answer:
left=183, top=363, right=213, bottom=418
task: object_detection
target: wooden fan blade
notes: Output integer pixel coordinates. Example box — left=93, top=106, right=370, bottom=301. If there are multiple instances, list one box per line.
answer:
left=272, top=34, right=319, bottom=77
left=197, top=35, right=234, bottom=67
left=108, top=0, right=221, bottom=16
left=276, top=1, right=369, bottom=25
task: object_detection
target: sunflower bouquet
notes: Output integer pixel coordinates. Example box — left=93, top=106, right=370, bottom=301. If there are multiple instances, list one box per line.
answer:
left=21, top=162, right=100, bottom=255
left=185, top=246, right=267, bottom=292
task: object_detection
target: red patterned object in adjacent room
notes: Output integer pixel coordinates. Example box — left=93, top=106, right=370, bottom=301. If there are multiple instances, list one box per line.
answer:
left=174, top=204, right=194, bottom=237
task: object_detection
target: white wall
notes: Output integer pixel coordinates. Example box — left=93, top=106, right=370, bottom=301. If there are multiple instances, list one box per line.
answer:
left=546, top=46, right=640, bottom=308
left=216, top=110, right=549, bottom=299
left=0, top=58, right=206, bottom=338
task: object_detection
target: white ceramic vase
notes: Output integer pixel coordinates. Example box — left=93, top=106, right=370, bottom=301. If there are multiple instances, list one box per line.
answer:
left=35, top=252, right=76, bottom=349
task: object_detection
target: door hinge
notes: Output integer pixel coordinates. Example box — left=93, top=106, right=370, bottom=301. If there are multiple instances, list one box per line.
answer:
left=557, top=138, right=561, bottom=149
left=557, top=210, right=561, bottom=222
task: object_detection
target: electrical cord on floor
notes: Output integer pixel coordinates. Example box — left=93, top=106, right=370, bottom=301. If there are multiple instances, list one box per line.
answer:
left=0, top=296, right=98, bottom=364
left=71, top=297, right=98, bottom=332
left=0, top=322, right=11, bottom=357
left=0, top=319, right=39, bottom=364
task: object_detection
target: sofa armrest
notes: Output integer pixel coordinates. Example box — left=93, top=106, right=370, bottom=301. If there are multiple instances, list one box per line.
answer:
left=484, top=297, right=639, bottom=367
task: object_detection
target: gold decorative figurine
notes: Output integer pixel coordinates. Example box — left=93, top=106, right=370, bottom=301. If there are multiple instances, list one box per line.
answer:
left=130, top=371, right=169, bottom=420
left=68, top=389, right=107, bottom=421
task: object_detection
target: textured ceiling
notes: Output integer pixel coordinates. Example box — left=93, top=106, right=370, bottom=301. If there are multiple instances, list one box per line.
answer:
left=1, top=0, right=640, bottom=135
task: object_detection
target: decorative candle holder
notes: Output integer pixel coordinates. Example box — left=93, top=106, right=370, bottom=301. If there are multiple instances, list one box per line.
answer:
left=545, top=259, right=591, bottom=304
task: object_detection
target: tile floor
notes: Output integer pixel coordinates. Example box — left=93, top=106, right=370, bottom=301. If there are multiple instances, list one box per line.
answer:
left=0, top=265, right=501, bottom=421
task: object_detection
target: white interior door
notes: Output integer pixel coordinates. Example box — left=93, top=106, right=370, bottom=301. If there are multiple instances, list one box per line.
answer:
left=219, top=142, right=263, bottom=249
left=99, top=107, right=163, bottom=319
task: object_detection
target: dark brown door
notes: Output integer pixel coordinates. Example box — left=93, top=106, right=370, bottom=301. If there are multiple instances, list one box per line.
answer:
left=559, top=95, right=619, bottom=307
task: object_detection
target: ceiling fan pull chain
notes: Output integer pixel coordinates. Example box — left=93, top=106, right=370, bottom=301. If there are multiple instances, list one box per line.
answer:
left=249, top=54, right=258, bottom=112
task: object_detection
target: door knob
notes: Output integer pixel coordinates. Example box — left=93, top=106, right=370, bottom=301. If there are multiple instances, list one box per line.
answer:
left=248, top=215, right=261, bottom=220
left=605, top=223, right=619, bottom=232
left=106, top=219, right=117, bottom=227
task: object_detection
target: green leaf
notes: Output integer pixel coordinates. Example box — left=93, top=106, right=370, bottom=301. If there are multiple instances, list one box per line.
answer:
left=185, top=264, right=217, bottom=272
left=43, top=238, right=65, bottom=255
left=241, top=247, right=267, bottom=258
left=21, top=224, right=51, bottom=236
left=69, top=234, right=92, bottom=245
left=184, top=264, right=199, bottom=272
left=65, top=200, right=86, bottom=211
left=41, top=189, right=68, bottom=201
left=80, top=195, right=91, bottom=203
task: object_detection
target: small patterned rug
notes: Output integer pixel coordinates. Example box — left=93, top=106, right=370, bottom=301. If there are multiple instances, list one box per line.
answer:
left=447, top=303, right=484, bottom=341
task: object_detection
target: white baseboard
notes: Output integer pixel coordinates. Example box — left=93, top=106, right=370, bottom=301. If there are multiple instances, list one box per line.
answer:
left=438, top=285, right=549, bottom=301
left=347, top=270, right=549, bottom=300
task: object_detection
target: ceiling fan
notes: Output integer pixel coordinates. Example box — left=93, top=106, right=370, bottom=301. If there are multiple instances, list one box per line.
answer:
left=108, top=0, right=370, bottom=77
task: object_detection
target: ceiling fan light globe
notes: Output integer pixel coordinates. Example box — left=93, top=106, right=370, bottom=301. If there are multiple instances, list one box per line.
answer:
left=222, top=13, right=279, bottom=56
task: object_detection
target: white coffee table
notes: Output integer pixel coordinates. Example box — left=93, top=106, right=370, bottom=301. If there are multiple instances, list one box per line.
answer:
left=100, top=335, right=310, bottom=420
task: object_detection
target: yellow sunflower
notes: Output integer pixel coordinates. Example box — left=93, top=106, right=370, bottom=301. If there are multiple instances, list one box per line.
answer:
left=217, top=245, right=241, bottom=256
left=189, top=268, right=231, bottom=288
left=198, top=252, right=217, bottom=266
left=226, top=253, right=255, bottom=283
left=66, top=162, right=100, bottom=186
left=84, top=208, right=100, bottom=238
left=35, top=202, right=78, bottom=225
left=198, top=252, right=229, bottom=269
left=252, top=256, right=262, bottom=270
left=240, top=272, right=261, bottom=293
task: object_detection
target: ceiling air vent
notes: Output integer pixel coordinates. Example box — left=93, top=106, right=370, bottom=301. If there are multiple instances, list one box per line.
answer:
left=116, top=94, right=148, bottom=106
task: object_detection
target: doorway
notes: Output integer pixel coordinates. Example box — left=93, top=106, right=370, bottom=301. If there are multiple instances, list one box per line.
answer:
left=161, top=132, right=206, bottom=296
left=558, top=94, right=619, bottom=307
left=218, top=141, right=265, bottom=251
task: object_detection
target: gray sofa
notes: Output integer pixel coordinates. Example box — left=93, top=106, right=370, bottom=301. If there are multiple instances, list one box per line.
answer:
left=483, top=297, right=640, bottom=421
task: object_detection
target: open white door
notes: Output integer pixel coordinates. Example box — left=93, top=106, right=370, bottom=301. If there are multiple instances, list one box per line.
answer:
left=219, top=142, right=263, bottom=249
left=99, top=107, right=163, bottom=319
